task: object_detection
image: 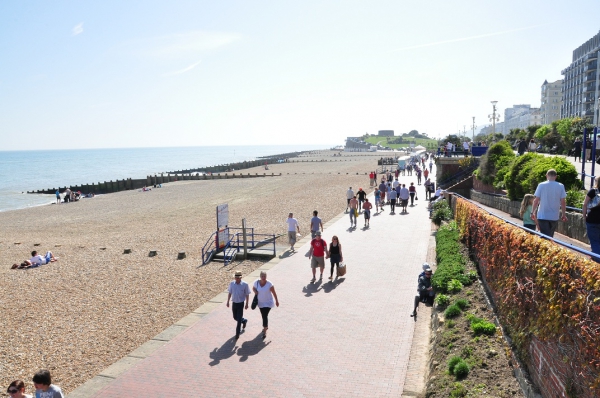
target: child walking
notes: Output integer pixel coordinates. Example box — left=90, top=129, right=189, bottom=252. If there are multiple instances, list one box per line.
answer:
left=519, top=194, right=537, bottom=230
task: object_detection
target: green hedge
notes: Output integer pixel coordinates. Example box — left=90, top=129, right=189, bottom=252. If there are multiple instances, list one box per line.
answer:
left=433, top=222, right=472, bottom=293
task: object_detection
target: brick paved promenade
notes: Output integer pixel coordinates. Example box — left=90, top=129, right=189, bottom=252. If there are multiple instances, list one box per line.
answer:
left=82, top=187, right=434, bottom=398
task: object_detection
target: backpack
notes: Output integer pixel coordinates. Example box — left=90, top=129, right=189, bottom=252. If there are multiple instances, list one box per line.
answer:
left=588, top=189, right=600, bottom=215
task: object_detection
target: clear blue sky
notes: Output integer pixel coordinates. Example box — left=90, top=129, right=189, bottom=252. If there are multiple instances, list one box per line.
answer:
left=1, top=0, right=599, bottom=150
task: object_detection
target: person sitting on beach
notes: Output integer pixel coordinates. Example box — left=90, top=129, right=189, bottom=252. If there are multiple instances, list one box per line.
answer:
left=30, top=250, right=58, bottom=267
left=6, top=379, right=32, bottom=398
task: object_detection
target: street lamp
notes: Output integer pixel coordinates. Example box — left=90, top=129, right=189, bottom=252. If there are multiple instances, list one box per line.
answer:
left=471, top=117, right=477, bottom=142
left=489, top=101, right=501, bottom=135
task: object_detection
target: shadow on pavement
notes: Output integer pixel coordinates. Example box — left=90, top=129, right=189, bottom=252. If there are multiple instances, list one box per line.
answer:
left=237, top=333, right=271, bottom=362
left=321, top=277, right=345, bottom=293
left=278, top=250, right=295, bottom=259
left=302, top=279, right=323, bottom=297
left=208, top=336, right=238, bottom=366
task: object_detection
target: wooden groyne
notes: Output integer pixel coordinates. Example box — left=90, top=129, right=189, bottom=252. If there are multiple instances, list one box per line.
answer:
left=28, top=173, right=282, bottom=195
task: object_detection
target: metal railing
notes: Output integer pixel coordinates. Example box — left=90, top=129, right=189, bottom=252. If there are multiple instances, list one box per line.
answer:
left=451, top=192, right=600, bottom=261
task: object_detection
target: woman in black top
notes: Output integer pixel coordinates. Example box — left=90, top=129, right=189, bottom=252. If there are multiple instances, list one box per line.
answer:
left=328, top=236, right=343, bottom=280
left=582, top=178, right=600, bottom=261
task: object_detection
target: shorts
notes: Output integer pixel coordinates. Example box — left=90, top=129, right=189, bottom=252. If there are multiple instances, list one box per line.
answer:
left=401, top=199, right=408, bottom=206
left=311, top=256, right=325, bottom=268
left=364, top=209, right=371, bottom=219
left=288, top=231, right=297, bottom=244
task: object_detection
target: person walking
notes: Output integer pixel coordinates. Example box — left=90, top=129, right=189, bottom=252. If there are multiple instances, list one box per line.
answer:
left=328, top=235, right=343, bottom=279
left=573, top=137, right=582, bottom=162
left=308, top=231, right=328, bottom=282
left=519, top=194, right=538, bottom=231
left=357, top=188, right=366, bottom=211
left=408, top=182, right=416, bottom=206
left=286, top=213, right=300, bottom=251
left=530, top=169, right=567, bottom=238
left=363, top=198, right=372, bottom=227
left=517, top=139, right=527, bottom=156
left=346, top=187, right=354, bottom=212
left=528, top=138, right=537, bottom=153
left=582, top=177, right=600, bottom=262
left=349, top=195, right=359, bottom=228
left=369, top=171, right=375, bottom=187
left=399, top=184, right=410, bottom=213
left=388, top=185, right=397, bottom=214
left=374, top=188, right=381, bottom=213
left=416, top=169, right=422, bottom=185
left=310, top=210, right=323, bottom=239
left=227, top=271, right=251, bottom=339
left=252, top=271, right=279, bottom=339
left=424, top=178, right=432, bottom=200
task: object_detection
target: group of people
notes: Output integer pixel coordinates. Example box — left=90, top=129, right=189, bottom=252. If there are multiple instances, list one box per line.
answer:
left=12, top=250, right=58, bottom=270
left=6, top=369, right=64, bottom=398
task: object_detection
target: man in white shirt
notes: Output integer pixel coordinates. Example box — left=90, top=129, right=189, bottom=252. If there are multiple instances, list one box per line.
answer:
left=531, top=169, right=567, bottom=238
left=346, top=187, right=354, bottom=212
left=286, top=213, right=300, bottom=251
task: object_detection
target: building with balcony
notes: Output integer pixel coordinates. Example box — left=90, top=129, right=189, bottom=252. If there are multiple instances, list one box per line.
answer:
left=561, top=30, right=600, bottom=123
left=540, top=79, right=563, bottom=125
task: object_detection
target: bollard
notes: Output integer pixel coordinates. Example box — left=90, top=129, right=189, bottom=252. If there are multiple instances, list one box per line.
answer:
left=124, top=249, right=132, bottom=254
left=149, top=250, right=158, bottom=257
left=177, top=252, right=186, bottom=260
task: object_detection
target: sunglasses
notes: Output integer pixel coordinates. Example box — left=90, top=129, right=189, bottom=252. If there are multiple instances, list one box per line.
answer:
left=8, top=389, right=19, bottom=394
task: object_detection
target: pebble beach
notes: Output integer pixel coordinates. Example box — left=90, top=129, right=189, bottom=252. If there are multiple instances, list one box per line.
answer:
left=0, top=150, right=391, bottom=395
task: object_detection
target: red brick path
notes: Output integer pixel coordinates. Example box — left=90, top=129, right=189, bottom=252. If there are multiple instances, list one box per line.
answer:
left=91, top=190, right=433, bottom=397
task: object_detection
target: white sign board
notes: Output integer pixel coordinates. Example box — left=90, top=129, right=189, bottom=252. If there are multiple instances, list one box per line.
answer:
left=217, top=204, right=229, bottom=229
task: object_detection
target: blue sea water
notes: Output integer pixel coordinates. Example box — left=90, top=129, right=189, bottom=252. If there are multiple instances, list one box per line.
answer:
left=0, top=145, right=327, bottom=212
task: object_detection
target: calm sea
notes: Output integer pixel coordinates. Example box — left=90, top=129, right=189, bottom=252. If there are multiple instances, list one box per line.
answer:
left=0, top=145, right=328, bottom=212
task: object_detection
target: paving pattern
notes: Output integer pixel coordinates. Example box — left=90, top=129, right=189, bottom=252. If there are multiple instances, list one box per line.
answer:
left=89, top=182, right=434, bottom=398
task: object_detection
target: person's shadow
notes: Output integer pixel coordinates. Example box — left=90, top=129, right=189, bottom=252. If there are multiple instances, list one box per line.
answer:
left=278, top=251, right=294, bottom=259
left=302, top=280, right=323, bottom=297
left=237, top=333, right=272, bottom=362
left=321, top=277, right=345, bottom=293
left=208, top=337, right=239, bottom=366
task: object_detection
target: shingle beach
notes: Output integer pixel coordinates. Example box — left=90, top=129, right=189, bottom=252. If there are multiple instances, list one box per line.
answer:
left=0, top=150, right=390, bottom=394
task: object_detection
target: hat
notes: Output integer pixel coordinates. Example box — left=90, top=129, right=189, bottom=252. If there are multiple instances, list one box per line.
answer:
left=315, top=231, right=322, bottom=236
left=424, top=268, right=432, bottom=273
left=234, top=271, right=242, bottom=277
left=422, top=262, right=430, bottom=271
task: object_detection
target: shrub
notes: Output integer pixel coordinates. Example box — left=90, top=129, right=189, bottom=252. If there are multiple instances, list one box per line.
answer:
left=466, top=270, right=478, bottom=283
left=476, top=141, right=515, bottom=185
left=445, top=304, right=462, bottom=318
left=455, top=299, right=469, bottom=310
left=435, top=294, right=450, bottom=308
left=450, top=382, right=467, bottom=397
left=566, top=186, right=586, bottom=208
left=505, top=152, right=580, bottom=200
left=432, top=200, right=452, bottom=226
left=448, top=356, right=463, bottom=373
left=471, top=321, right=497, bottom=336
left=447, top=279, right=464, bottom=293
left=433, top=222, right=471, bottom=292
left=446, top=319, right=456, bottom=328
left=466, top=313, right=497, bottom=335
left=453, top=361, right=470, bottom=378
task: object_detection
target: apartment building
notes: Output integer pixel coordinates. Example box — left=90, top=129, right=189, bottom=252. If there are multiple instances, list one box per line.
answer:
left=504, top=105, right=541, bottom=133
left=540, top=79, right=563, bottom=125
left=561, top=30, right=600, bottom=124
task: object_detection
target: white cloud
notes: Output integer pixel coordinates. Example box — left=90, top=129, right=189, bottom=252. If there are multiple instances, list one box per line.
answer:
left=163, top=60, right=202, bottom=76
left=121, top=31, right=240, bottom=59
left=72, top=23, right=83, bottom=36
left=388, top=24, right=548, bottom=52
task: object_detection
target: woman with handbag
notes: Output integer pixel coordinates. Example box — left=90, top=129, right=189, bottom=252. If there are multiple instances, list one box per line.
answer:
left=252, top=271, right=279, bottom=339
left=328, top=235, right=343, bottom=280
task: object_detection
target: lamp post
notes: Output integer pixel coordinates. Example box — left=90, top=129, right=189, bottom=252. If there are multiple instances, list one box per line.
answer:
left=489, top=101, right=501, bottom=135
left=471, top=117, right=477, bottom=142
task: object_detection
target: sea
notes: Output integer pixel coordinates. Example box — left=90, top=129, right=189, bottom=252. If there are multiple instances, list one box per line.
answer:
left=0, top=145, right=329, bottom=212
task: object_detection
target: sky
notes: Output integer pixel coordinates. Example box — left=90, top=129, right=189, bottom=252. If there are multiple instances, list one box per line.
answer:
left=1, top=0, right=600, bottom=150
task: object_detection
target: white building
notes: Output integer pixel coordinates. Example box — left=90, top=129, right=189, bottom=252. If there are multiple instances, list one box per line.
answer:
left=540, top=79, right=563, bottom=125
left=503, top=105, right=540, bottom=134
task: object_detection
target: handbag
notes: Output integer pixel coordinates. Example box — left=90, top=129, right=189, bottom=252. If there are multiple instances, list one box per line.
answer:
left=337, top=262, right=347, bottom=276
left=251, top=281, right=258, bottom=310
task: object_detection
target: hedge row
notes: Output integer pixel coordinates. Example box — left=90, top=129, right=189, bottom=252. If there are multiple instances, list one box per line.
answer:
left=432, top=222, right=474, bottom=293
left=454, top=197, right=600, bottom=393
